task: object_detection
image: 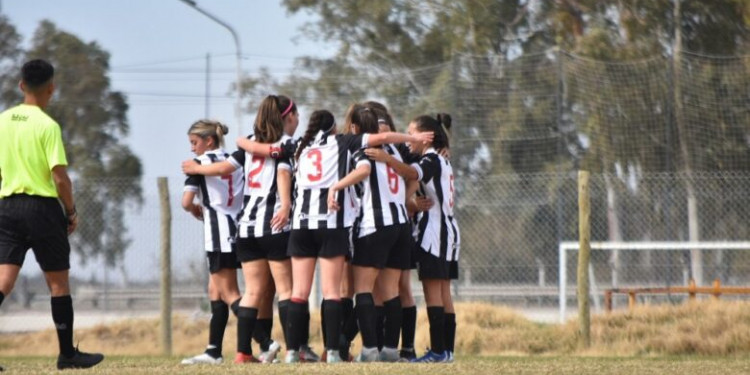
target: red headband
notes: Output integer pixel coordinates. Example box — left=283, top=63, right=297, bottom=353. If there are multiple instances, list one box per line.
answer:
left=281, top=100, right=294, bottom=117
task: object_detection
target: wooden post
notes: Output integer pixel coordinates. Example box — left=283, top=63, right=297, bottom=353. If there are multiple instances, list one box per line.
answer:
left=604, top=290, right=612, bottom=313
left=158, top=177, right=172, bottom=356
left=628, top=292, right=636, bottom=310
left=577, top=171, right=591, bottom=348
left=712, top=279, right=721, bottom=300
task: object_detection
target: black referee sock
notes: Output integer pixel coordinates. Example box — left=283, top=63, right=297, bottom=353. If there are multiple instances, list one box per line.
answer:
left=51, top=295, right=75, bottom=358
left=230, top=298, right=240, bottom=316
left=322, top=299, right=341, bottom=350
left=383, top=297, right=402, bottom=349
left=445, top=312, right=456, bottom=353
left=286, top=300, right=307, bottom=351
left=206, top=300, right=228, bottom=358
left=278, top=299, right=290, bottom=347
left=375, top=305, right=385, bottom=351
left=426, top=306, right=446, bottom=354
left=401, top=305, right=417, bottom=350
left=355, top=293, right=378, bottom=348
left=0, top=291, right=4, bottom=307
left=253, top=318, right=272, bottom=351
left=237, top=307, right=258, bottom=355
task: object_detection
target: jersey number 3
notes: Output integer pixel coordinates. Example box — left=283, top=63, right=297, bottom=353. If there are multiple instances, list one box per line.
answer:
left=307, top=149, right=323, bottom=182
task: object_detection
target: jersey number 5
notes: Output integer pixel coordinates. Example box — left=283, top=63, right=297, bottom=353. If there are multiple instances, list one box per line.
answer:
left=307, top=149, right=323, bottom=182
left=247, top=156, right=265, bottom=188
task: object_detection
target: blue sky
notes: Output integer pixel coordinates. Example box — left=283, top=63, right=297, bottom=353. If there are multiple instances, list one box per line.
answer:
left=2, top=1, right=335, bottom=282
left=4, top=0, right=334, bottom=182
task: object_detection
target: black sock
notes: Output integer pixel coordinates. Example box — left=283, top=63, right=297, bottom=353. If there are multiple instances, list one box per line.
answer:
left=355, top=293, right=377, bottom=348
left=375, top=305, right=385, bottom=351
left=383, top=297, right=402, bottom=349
left=302, top=304, right=310, bottom=346
left=206, top=300, right=228, bottom=358
left=230, top=299, right=241, bottom=316
left=343, top=302, right=359, bottom=342
left=401, top=306, right=417, bottom=350
left=426, top=306, right=446, bottom=354
left=0, top=291, right=4, bottom=307
left=51, top=295, right=75, bottom=358
left=237, top=307, right=258, bottom=355
left=320, top=300, right=327, bottom=348
left=253, top=318, right=272, bottom=351
left=341, top=298, right=353, bottom=336
left=286, top=300, right=307, bottom=351
left=278, top=299, right=290, bottom=347
left=322, top=299, right=341, bottom=350
left=445, top=313, right=456, bottom=352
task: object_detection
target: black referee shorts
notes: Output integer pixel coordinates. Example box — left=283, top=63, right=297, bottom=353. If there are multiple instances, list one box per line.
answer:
left=287, top=228, right=350, bottom=258
left=352, top=224, right=413, bottom=270
left=0, top=194, right=70, bottom=272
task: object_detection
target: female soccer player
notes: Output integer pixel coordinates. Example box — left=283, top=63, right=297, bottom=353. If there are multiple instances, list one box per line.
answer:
left=181, top=120, right=243, bottom=365
left=237, top=107, right=433, bottom=363
left=338, top=105, right=415, bottom=362
left=182, top=95, right=298, bottom=363
left=364, top=114, right=459, bottom=363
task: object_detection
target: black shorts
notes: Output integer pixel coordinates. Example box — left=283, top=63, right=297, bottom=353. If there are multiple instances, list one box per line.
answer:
left=416, top=250, right=459, bottom=280
left=0, top=194, right=70, bottom=272
left=287, top=228, right=350, bottom=258
left=236, top=232, right=291, bottom=262
left=352, top=224, right=413, bottom=270
left=206, top=251, right=241, bottom=274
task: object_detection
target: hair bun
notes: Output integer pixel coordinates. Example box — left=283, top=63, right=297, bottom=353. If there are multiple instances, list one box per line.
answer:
left=220, top=124, right=229, bottom=135
left=437, top=113, right=452, bottom=130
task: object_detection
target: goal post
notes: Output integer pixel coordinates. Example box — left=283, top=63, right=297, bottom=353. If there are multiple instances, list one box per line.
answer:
left=558, top=241, right=750, bottom=323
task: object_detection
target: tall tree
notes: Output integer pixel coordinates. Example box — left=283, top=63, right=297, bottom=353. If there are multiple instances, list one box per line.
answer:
left=0, top=20, right=143, bottom=267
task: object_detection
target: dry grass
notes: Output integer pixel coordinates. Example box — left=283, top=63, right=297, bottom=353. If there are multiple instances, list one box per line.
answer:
left=3, top=300, right=750, bottom=357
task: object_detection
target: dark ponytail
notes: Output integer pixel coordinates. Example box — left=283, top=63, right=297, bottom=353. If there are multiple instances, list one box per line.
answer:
left=254, top=95, right=285, bottom=143
left=351, top=107, right=379, bottom=134
left=295, top=110, right=335, bottom=161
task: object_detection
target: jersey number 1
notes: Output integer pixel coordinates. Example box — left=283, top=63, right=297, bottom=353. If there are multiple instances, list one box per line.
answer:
left=221, top=174, right=234, bottom=206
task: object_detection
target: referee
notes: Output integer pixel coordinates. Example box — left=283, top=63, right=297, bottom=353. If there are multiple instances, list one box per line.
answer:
left=0, top=59, right=104, bottom=370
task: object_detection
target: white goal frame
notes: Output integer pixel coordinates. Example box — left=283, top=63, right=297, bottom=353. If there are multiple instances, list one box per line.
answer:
left=558, top=241, right=750, bottom=323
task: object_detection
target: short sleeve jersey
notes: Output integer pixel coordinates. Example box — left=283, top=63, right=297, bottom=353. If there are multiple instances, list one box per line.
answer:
left=0, top=104, right=68, bottom=198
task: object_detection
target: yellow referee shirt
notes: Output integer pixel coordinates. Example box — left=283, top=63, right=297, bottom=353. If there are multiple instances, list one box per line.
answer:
left=0, top=104, right=68, bottom=198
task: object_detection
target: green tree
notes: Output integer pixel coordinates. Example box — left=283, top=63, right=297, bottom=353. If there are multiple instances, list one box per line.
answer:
left=0, top=20, right=143, bottom=267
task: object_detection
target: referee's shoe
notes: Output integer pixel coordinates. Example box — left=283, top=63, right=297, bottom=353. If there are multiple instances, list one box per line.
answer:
left=57, top=347, right=104, bottom=370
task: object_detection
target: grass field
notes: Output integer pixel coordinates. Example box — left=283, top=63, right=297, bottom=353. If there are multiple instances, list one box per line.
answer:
left=4, top=301, right=750, bottom=373
left=1, top=355, right=750, bottom=375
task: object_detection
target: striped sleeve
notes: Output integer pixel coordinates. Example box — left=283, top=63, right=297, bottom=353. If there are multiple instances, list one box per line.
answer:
left=413, top=154, right=439, bottom=183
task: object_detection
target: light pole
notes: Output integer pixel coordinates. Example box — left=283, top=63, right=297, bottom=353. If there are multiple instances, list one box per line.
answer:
left=178, top=0, right=244, bottom=135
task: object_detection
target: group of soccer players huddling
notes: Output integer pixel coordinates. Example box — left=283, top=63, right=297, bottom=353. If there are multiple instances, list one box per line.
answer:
left=181, top=95, right=460, bottom=364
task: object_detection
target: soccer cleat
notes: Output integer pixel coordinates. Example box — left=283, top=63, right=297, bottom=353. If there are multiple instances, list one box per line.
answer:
left=446, top=350, right=454, bottom=363
left=258, top=340, right=281, bottom=364
left=379, top=347, right=400, bottom=362
left=399, top=348, right=416, bottom=362
left=284, top=350, right=300, bottom=364
left=410, top=350, right=448, bottom=363
left=56, top=348, right=104, bottom=370
left=299, top=345, right=320, bottom=362
left=325, top=349, right=342, bottom=363
left=180, top=352, right=222, bottom=365
left=233, top=352, right=260, bottom=364
left=355, top=346, right=379, bottom=362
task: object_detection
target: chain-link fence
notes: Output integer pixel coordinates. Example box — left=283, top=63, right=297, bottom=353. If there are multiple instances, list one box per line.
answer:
left=3, top=50, right=750, bottom=324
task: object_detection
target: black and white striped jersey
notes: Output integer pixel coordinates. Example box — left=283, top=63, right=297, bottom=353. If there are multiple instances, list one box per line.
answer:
left=291, top=132, right=370, bottom=230
left=229, top=135, right=293, bottom=238
left=355, top=144, right=409, bottom=237
left=410, top=148, right=460, bottom=261
left=184, top=148, right=244, bottom=253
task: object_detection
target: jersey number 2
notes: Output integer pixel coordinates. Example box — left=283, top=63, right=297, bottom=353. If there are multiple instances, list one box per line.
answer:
left=247, top=156, right=265, bottom=188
